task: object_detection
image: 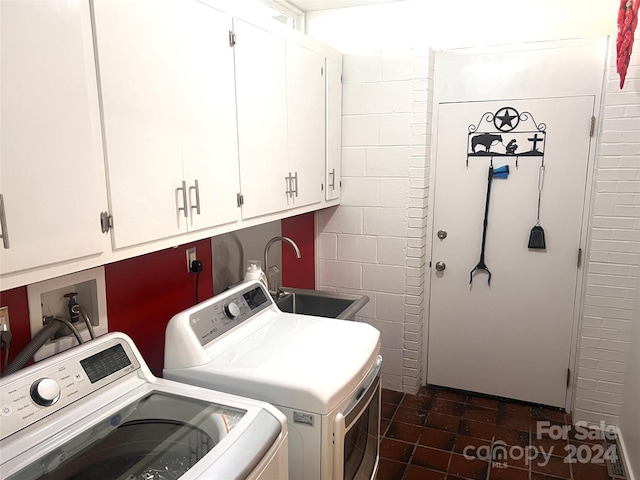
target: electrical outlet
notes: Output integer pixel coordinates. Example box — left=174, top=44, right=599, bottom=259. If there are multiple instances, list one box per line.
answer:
left=186, top=247, right=197, bottom=272
left=0, top=307, right=9, bottom=332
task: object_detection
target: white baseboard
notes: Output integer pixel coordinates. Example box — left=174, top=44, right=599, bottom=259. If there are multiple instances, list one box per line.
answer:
left=617, top=426, right=635, bottom=480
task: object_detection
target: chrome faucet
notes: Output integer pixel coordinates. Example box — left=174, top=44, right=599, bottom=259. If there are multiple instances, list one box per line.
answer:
left=263, top=236, right=301, bottom=297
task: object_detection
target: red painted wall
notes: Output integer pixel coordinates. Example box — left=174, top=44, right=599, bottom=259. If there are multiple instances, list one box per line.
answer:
left=0, top=215, right=315, bottom=377
left=281, top=212, right=316, bottom=289
left=105, top=238, right=213, bottom=376
left=0, top=238, right=213, bottom=377
left=0, top=286, right=32, bottom=375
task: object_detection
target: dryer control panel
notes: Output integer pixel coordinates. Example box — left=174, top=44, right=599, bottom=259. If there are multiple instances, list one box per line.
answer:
left=190, top=283, right=272, bottom=346
left=1, top=336, right=141, bottom=440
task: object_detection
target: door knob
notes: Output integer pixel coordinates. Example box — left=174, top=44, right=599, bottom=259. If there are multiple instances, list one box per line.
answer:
left=435, top=261, right=446, bottom=272
left=437, top=230, right=447, bottom=240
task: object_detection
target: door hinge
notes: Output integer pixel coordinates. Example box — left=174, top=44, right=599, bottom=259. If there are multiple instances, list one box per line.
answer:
left=589, top=116, right=596, bottom=137
left=229, top=30, right=236, bottom=47
left=321, top=66, right=324, bottom=76
left=577, top=247, right=583, bottom=268
left=236, top=193, right=244, bottom=207
left=566, top=368, right=571, bottom=388
left=100, top=211, right=112, bottom=233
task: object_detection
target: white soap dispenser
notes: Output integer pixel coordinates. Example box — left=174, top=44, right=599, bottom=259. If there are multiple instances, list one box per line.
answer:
left=243, top=260, right=266, bottom=285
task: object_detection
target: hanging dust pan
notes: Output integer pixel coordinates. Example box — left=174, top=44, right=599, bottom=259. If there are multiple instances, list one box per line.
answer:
left=528, top=164, right=546, bottom=249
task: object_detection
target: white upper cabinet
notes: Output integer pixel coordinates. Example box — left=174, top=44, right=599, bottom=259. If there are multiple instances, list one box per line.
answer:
left=234, top=19, right=330, bottom=220
left=285, top=41, right=326, bottom=208
left=325, top=57, right=343, bottom=201
left=234, top=18, right=289, bottom=221
left=94, top=0, right=240, bottom=249
left=0, top=0, right=107, bottom=275
left=1, top=0, right=342, bottom=287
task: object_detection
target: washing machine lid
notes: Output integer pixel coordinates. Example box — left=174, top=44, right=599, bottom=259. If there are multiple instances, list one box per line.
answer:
left=1, top=333, right=286, bottom=480
left=6, top=390, right=281, bottom=480
left=166, top=311, right=381, bottom=414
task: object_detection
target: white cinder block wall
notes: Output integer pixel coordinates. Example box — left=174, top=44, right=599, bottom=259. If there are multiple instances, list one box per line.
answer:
left=574, top=35, right=640, bottom=426
left=307, top=0, right=638, bottom=431
left=317, top=49, right=434, bottom=393
left=317, top=40, right=639, bottom=427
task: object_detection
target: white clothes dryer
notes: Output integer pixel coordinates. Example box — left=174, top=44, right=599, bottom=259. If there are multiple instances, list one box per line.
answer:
left=0, top=332, right=288, bottom=480
left=164, top=281, right=382, bottom=480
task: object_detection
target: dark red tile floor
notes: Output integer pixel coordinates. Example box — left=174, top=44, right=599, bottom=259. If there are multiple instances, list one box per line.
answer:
left=378, top=387, right=615, bottom=480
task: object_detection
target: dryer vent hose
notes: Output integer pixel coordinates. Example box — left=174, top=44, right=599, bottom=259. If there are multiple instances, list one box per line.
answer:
left=2, top=318, right=71, bottom=378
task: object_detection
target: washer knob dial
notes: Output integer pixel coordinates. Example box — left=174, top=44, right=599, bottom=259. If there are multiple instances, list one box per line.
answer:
left=224, top=302, right=240, bottom=320
left=30, top=378, right=61, bottom=407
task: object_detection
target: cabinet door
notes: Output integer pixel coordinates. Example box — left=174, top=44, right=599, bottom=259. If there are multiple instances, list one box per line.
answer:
left=96, top=0, right=239, bottom=247
left=326, top=57, right=343, bottom=201
left=178, top=2, right=240, bottom=233
left=0, top=0, right=106, bottom=275
left=234, top=19, right=289, bottom=220
left=285, top=42, right=325, bottom=208
left=94, top=0, right=187, bottom=248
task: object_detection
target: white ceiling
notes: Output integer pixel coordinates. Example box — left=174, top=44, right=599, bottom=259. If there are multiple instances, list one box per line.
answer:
left=286, top=0, right=400, bottom=12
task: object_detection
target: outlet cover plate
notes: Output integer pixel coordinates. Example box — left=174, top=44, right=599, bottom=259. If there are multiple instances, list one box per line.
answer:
left=186, top=247, right=197, bottom=273
left=0, top=306, right=9, bottom=332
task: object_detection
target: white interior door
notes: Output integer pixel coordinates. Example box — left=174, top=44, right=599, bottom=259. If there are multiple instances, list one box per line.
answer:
left=427, top=97, right=594, bottom=408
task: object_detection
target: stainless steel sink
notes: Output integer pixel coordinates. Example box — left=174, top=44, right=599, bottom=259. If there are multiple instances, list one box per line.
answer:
left=275, top=288, right=369, bottom=320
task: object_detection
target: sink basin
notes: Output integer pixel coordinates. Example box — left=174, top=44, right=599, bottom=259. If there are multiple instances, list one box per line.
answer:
left=275, top=288, right=369, bottom=320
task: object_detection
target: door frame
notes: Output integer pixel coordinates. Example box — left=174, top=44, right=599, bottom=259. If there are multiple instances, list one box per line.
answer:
left=423, top=37, right=609, bottom=411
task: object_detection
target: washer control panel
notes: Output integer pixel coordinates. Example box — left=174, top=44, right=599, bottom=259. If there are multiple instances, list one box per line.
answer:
left=1, top=338, right=141, bottom=440
left=189, top=283, right=272, bottom=346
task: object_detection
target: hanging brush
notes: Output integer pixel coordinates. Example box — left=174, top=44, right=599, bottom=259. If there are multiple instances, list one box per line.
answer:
left=528, top=163, right=546, bottom=249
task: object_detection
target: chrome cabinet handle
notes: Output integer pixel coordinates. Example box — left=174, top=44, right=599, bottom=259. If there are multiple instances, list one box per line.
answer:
left=0, top=194, right=9, bottom=249
left=292, top=171, right=298, bottom=198
left=176, top=181, right=188, bottom=218
left=285, top=174, right=291, bottom=198
left=285, top=173, right=293, bottom=198
left=189, top=180, right=201, bottom=215
left=329, top=169, right=336, bottom=190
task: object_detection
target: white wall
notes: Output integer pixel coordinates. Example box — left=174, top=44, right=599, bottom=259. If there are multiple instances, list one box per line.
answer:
left=619, top=272, right=640, bottom=479
left=306, top=0, right=616, bottom=52
left=308, top=0, right=640, bottom=429
left=317, top=49, right=433, bottom=393
left=575, top=36, right=640, bottom=426
left=212, top=221, right=281, bottom=294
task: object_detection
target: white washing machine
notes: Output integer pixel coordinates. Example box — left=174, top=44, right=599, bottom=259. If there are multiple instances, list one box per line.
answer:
left=164, top=281, right=382, bottom=480
left=0, top=332, right=288, bottom=480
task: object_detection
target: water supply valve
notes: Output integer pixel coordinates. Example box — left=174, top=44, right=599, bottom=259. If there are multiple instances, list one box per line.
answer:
left=64, top=292, right=81, bottom=323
